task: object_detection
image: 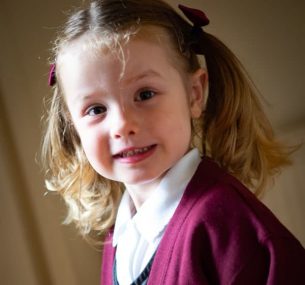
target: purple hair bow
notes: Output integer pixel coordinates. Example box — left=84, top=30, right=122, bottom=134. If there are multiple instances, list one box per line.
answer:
left=178, top=4, right=209, bottom=28
left=48, top=63, right=56, bottom=87
left=178, top=4, right=210, bottom=55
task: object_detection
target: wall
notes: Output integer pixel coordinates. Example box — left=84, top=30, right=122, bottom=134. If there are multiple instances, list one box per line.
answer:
left=0, top=0, right=304, bottom=284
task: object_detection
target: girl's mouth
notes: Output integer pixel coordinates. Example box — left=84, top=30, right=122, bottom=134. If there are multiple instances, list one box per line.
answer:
left=113, top=144, right=156, bottom=162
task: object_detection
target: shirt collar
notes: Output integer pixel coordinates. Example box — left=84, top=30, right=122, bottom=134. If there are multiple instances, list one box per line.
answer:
left=113, top=148, right=201, bottom=246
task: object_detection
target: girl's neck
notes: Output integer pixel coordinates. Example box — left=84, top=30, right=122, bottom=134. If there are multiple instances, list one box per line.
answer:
left=125, top=178, right=163, bottom=210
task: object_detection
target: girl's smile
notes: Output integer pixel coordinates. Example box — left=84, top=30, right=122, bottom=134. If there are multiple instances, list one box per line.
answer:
left=112, top=144, right=157, bottom=163
left=59, top=35, right=205, bottom=204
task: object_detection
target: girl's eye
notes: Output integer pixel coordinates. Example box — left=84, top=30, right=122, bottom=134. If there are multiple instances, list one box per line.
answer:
left=135, top=90, right=156, bottom=102
left=86, top=105, right=107, bottom=116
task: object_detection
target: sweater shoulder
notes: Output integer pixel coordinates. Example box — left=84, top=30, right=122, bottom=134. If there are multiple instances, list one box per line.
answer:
left=180, top=157, right=296, bottom=244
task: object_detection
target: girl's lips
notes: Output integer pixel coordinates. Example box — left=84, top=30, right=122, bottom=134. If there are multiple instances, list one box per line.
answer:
left=113, top=144, right=157, bottom=163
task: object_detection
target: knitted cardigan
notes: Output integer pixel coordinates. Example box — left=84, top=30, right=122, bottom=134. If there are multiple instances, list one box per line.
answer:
left=101, top=157, right=305, bottom=284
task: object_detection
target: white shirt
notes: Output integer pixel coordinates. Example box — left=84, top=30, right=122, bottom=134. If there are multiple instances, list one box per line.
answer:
left=113, top=149, right=201, bottom=285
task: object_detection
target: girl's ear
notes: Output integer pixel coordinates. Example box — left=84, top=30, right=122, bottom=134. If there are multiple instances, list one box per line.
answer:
left=189, top=68, right=208, bottom=118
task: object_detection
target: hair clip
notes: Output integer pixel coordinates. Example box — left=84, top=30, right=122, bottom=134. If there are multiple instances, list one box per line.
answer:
left=178, top=5, right=209, bottom=55
left=48, top=63, right=56, bottom=86
left=178, top=4, right=209, bottom=28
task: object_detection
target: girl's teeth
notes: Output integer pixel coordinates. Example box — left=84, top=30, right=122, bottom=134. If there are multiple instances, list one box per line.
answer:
left=122, top=147, right=150, bottom=158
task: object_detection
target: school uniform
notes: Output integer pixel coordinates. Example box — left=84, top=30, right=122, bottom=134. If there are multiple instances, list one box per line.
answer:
left=101, top=151, right=305, bottom=285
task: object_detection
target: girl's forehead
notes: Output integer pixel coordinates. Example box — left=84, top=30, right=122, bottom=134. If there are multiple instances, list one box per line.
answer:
left=58, top=32, right=181, bottom=86
left=57, top=28, right=190, bottom=90
left=58, top=25, right=178, bottom=68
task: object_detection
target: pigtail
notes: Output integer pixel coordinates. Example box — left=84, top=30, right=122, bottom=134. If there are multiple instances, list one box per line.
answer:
left=41, top=85, right=123, bottom=242
left=197, top=32, right=292, bottom=196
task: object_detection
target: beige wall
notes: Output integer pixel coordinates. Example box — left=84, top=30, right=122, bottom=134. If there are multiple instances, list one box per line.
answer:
left=0, top=0, right=304, bottom=284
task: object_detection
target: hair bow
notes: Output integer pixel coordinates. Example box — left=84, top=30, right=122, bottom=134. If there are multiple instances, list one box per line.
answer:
left=178, top=4, right=209, bottom=55
left=178, top=4, right=209, bottom=28
left=48, top=63, right=56, bottom=87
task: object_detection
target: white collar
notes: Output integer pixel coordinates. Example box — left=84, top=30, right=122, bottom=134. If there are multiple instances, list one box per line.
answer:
left=113, top=148, right=201, bottom=246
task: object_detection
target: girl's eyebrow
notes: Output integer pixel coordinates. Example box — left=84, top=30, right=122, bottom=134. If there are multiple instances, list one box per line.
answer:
left=71, top=89, right=106, bottom=106
left=124, top=69, right=164, bottom=84
left=70, top=70, right=163, bottom=106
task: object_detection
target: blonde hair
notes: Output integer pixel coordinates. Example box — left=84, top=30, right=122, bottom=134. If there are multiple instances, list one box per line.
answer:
left=41, top=0, right=292, bottom=241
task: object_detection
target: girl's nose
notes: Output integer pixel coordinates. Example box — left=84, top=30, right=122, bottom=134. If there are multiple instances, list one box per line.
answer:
left=109, top=107, right=139, bottom=139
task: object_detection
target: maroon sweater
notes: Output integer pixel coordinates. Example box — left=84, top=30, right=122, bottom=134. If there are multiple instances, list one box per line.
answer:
left=101, top=157, right=305, bottom=284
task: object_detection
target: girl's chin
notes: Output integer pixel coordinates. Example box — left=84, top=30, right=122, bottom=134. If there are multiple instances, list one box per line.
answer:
left=123, top=172, right=167, bottom=189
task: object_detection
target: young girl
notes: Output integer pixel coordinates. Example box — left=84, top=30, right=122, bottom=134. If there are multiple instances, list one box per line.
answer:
left=42, top=0, right=305, bottom=284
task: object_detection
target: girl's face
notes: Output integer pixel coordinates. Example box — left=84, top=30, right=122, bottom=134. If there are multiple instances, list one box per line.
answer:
left=59, top=36, right=205, bottom=189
